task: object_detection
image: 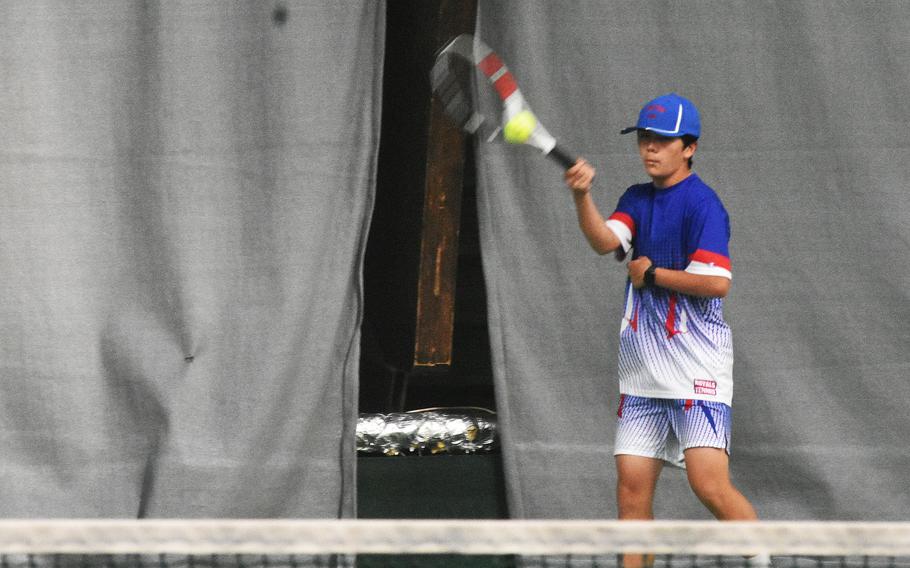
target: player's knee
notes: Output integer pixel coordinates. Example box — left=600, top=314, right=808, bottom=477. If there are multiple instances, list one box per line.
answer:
left=688, top=477, right=730, bottom=507
left=618, top=475, right=649, bottom=498
left=617, top=478, right=654, bottom=513
left=617, top=482, right=640, bottom=504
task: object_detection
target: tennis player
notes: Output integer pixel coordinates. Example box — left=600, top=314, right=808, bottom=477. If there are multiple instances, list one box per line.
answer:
left=565, top=93, right=768, bottom=566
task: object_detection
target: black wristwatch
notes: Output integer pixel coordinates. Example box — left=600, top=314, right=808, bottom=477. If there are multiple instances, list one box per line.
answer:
left=644, top=263, right=658, bottom=287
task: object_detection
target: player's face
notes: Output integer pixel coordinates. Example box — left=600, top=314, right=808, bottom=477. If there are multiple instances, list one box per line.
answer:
left=637, top=131, right=696, bottom=188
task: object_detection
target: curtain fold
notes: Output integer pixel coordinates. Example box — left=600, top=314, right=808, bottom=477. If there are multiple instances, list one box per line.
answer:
left=0, top=0, right=385, bottom=517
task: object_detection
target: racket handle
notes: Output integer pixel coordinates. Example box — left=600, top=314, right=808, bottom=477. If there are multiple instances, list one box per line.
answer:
left=547, top=143, right=577, bottom=170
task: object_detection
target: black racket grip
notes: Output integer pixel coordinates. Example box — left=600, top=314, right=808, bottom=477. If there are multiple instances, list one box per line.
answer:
left=547, top=142, right=577, bottom=170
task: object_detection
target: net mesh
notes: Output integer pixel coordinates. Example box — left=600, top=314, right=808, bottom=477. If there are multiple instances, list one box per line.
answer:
left=0, top=520, right=908, bottom=568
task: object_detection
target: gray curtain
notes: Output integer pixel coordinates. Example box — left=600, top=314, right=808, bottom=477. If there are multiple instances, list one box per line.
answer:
left=0, top=0, right=384, bottom=517
left=477, top=0, right=910, bottom=520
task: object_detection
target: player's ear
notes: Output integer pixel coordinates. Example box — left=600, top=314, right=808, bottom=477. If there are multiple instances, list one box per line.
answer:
left=683, top=140, right=697, bottom=159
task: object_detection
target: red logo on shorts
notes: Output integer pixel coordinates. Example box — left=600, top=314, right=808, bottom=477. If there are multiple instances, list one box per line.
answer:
left=694, top=379, right=717, bottom=395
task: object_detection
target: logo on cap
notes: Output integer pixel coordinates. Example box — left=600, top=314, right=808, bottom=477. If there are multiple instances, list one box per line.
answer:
left=620, top=93, right=701, bottom=138
left=645, top=104, right=666, bottom=120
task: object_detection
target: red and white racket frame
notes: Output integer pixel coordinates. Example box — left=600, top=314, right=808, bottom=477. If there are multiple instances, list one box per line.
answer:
left=433, top=34, right=577, bottom=169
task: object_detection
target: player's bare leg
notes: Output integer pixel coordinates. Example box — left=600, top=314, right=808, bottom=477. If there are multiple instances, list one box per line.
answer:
left=684, top=448, right=771, bottom=565
left=683, top=447, right=758, bottom=520
left=616, top=454, right=663, bottom=519
left=616, top=455, right=663, bottom=567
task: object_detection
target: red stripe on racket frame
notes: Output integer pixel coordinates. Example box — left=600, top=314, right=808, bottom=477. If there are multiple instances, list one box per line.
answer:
left=493, top=73, right=518, bottom=100
left=478, top=53, right=504, bottom=77
left=478, top=53, right=519, bottom=101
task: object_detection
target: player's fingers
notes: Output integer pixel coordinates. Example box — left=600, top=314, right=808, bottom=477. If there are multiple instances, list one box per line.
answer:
left=569, top=164, right=593, bottom=184
left=571, top=178, right=590, bottom=192
left=580, top=167, right=595, bottom=186
left=565, top=171, right=586, bottom=188
left=566, top=158, right=588, bottom=177
left=581, top=169, right=594, bottom=186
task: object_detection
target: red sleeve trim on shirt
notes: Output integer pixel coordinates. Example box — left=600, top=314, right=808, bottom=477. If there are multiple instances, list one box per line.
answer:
left=608, top=212, right=635, bottom=237
left=688, top=249, right=732, bottom=271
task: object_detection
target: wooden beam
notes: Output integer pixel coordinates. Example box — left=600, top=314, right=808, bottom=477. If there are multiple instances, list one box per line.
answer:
left=413, top=0, right=477, bottom=368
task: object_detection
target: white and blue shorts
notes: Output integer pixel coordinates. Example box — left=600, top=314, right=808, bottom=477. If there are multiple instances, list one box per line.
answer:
left=613, top=394, right=732, bottom=469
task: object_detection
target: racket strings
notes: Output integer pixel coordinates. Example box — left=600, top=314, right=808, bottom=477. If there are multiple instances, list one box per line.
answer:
left=432, top=59, right=484, bottom=132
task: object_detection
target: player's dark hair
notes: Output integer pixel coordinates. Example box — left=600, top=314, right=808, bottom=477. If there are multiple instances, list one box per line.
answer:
left=682, top=135, right=698, bottom=168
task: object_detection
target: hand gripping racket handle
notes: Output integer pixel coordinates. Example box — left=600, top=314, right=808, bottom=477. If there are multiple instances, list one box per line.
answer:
left=547, top=143, right=577, bottom=170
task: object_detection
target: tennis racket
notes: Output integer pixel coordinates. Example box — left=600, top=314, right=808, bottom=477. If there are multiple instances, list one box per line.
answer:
left=430, top=34, right=577, bottom=170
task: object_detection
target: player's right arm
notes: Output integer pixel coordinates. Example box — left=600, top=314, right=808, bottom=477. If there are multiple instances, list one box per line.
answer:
left=565, top=159, right=622, bottom=255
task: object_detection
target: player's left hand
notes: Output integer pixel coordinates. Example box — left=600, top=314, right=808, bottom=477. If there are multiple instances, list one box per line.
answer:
left=628, top=256, right=652, bottom=289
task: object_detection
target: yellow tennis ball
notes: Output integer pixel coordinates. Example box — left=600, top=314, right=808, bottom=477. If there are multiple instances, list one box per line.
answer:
left=503, top=110, right=537, bottom=144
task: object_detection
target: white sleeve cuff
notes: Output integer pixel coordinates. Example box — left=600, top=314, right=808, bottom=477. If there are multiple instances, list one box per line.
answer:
left=685, top=260, right=732, bottom=280
left=605, top=219, right=633, bottom=253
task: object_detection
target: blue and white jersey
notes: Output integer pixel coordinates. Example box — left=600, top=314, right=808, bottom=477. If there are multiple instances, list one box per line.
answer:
left=605, top=173, right=734, bottom=405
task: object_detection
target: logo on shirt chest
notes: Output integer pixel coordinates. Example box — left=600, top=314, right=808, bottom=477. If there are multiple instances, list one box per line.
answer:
left=694, top=379, right=717, bottom=396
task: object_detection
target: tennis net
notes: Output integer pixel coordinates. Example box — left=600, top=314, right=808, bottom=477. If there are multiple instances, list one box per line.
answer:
left=0, top=519, right=908, bottom=567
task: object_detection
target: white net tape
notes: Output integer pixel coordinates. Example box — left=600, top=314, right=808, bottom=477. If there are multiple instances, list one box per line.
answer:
left=0, top=520, right=908, bottom=557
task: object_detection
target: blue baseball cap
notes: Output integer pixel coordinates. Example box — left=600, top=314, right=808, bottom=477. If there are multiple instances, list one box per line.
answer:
left=620, top=93, right=700, bottom=138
